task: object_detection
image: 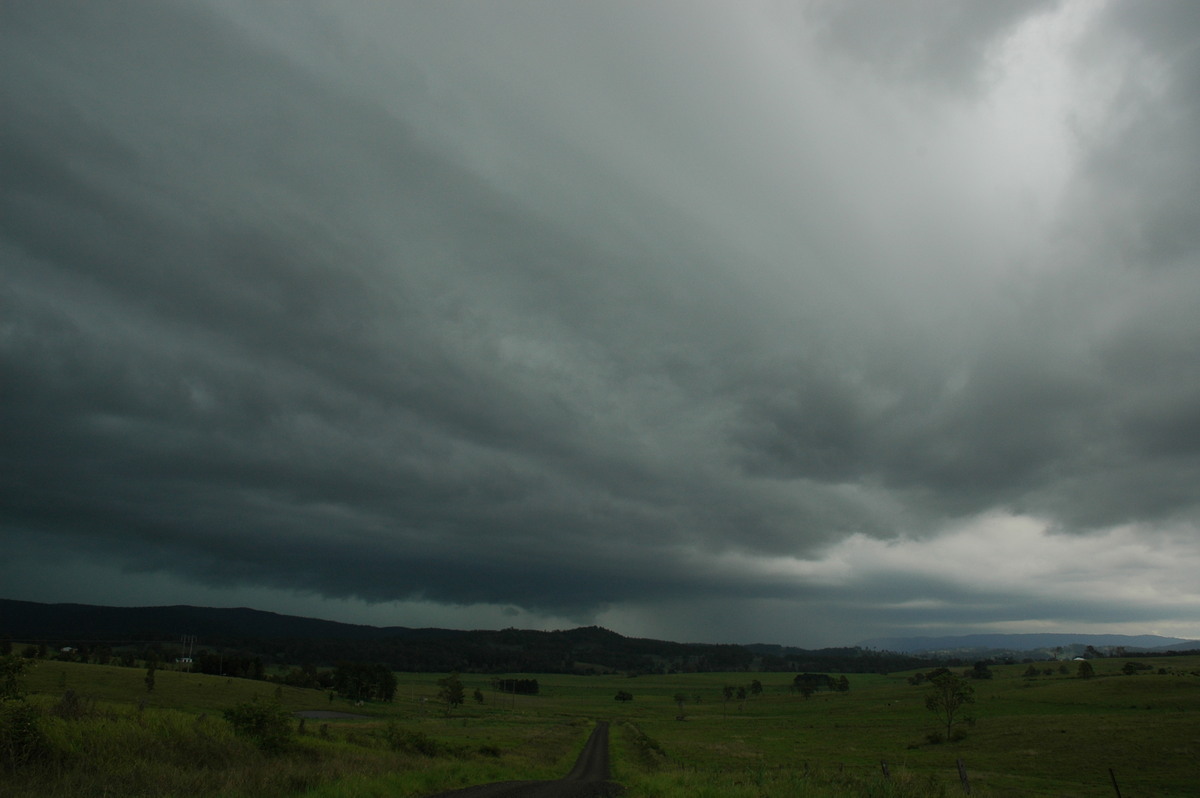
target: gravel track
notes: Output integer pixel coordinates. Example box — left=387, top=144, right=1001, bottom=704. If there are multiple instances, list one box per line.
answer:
left=423, top=721, right=624, bottom=798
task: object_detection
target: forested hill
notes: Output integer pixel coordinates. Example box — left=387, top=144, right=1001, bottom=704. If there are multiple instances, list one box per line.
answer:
left=0, top=599, right=926, bottom=674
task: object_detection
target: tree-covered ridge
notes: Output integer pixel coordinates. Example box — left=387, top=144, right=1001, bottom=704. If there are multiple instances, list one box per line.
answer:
left=1, top=600, right=928, bottom=674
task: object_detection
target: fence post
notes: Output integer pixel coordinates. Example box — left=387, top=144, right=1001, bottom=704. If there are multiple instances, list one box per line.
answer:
left=881, top=761, right=890, bottom=779
left=1109, top=768, right=1122, bottom=798
left=956, top=758, right=971, bottom=794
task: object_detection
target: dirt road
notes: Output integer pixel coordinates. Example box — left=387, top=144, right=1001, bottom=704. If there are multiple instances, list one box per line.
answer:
left=423, top=721, right=624, bottom=798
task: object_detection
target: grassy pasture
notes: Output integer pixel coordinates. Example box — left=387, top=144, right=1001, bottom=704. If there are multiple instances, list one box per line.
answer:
left=599, top=661, right=1200, bottom=797
left=4, top=655, right=1199, bottom=796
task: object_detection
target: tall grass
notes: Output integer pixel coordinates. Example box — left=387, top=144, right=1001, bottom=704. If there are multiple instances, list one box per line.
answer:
left=4, top=662, right=596, bottom=798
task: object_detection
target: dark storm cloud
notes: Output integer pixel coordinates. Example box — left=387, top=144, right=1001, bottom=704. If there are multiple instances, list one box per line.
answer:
left=0, top=0, right=805, bottom=614
left=3, top=0, right=1200, bottom=642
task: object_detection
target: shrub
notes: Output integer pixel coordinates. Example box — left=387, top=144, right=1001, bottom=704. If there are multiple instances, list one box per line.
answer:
left=52, top=690, right=90, bottom=720
left=221, top=701, right=294, bottom=753
left=0, top=701, right=48, bottom=771
left=383, top=724, right=440, bottom=756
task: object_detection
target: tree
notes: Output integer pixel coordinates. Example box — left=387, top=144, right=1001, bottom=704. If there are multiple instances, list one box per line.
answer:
left=333, top=662, right=396, bottom=702
left=437, top=673, right=464, bottom=713
left=749, top=679, right=763, bottom=698
left=473, top=688, right=484, bottom=704
left=924, top=673, right=975, bottom=741
left=0, top=655, right=32, bottom=700
left=614, top=690, right=633, bottom=702
left=144, top=659, right=157, bottom=693
left=1077, top=660, right=1094, bottom=679
left=793, top=673, right=835, bottom=696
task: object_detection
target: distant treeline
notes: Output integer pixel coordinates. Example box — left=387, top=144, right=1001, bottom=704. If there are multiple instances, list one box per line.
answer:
left=490, top=677, right=539, bottom=695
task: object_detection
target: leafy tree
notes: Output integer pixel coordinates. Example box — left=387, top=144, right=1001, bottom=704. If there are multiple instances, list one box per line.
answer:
left=0, top=656, right=32, bottom=701
left=473, top=688, right=484, bottom=704
left=924, top=672, right=975, bottom=741
left=835, top=675, right=850, bottom=692
left=437, top=673, right=464, bottom=712
left=794, top=673, right=836, bottom=693
left=749, top=679, right=763, bottom=698
left=970, top=661, right=993, bottom=680
left=1077, top=660, right=1094, bottom=679
left=614, top=690, right=633, bottom=702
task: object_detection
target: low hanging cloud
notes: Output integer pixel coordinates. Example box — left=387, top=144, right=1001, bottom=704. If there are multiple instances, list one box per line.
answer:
left=3, top=0, right=1200, bottom=645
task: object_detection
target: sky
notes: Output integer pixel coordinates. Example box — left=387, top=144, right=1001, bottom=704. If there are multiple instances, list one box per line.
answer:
left=3, top=0, right=1200, bottom=648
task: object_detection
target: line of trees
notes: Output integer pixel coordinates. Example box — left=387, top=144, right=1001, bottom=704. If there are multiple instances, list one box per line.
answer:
left=489, top=677, right=539, bottom=695
left=331, top=662, right=397, bottom=702
left=792, top=673, right=850, bottom=698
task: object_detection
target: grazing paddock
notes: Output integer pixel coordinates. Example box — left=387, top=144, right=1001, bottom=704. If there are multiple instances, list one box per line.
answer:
left=2, top=656, right=1198, bottom=796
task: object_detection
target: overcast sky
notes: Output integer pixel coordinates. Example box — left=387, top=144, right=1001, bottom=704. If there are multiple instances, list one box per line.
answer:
left=4, top=0, right=1200, bottom=648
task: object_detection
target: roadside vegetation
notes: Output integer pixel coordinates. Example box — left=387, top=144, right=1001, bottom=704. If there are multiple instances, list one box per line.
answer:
left=1, top=650, right=1198, bottom=796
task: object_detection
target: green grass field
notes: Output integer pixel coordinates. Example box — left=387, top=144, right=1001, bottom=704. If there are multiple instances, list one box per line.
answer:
left=3, top=654, right=1198, bottom=796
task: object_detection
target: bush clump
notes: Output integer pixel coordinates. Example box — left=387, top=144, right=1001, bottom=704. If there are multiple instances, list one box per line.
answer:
left=0, top=701, right=48, bottom=771
left=383, top=723, right=440, bottom=756
left=221, top=701, right=294, bottom=753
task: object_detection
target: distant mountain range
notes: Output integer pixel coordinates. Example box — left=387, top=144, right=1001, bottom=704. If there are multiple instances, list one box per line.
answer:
left=4, top=599, right=1195, bottom=671
left=858, top=633, right=1199, bottom=656
left=0, top=599, right=926, bottom=674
